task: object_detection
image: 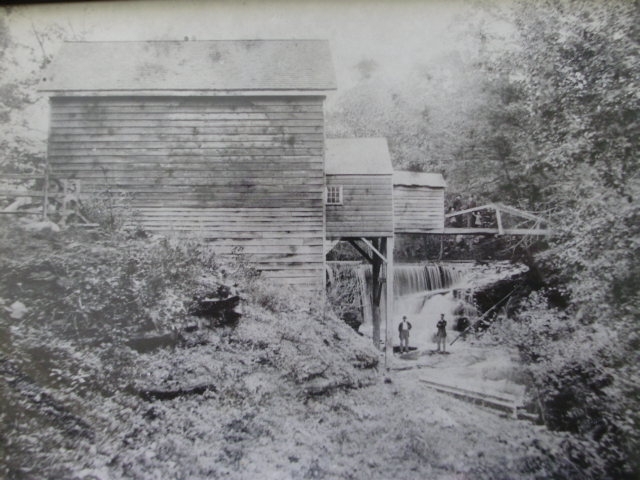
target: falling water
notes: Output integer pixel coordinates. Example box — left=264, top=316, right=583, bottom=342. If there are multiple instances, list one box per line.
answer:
left=355, top=266, right=373, bottom=329
left=394, top=264, right=466, bottom=297
left=328, top=260, right=526, bottom=349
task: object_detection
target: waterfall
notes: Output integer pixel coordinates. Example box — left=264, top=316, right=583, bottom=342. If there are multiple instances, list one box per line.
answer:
left=327, top=262, right=469, bottom=327
left=394, top=264, right=466, bottom=297
left=329, top=260, right=526, bottom=349
left=355, top=266, right=372, bottom=327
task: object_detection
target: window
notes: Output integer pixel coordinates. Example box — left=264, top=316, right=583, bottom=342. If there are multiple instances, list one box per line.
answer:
left=325, top=185, right=343, bottom=205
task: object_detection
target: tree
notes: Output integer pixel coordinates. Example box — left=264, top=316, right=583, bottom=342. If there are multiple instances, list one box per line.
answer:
left=478, top=1, right=640, bottom=477
left=0, top=9, right=68, bottom=174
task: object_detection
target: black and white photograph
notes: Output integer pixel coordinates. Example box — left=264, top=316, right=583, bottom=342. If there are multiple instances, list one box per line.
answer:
left=0, top=0, right=638, bottom=478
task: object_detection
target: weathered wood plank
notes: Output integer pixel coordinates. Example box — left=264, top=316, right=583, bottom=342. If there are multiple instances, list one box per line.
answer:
left=122, top=200, right=324, bottom=208
left=51, top=126, right=324, bottom=136
left=49, top=96, right=325, bottom=289
left=72, top=178, right=324, bottom=187
left=49, top=147, right=324, bottom=156
left=53, top=105, right=324, bottom=114
left=326, top=176, right=393, bottom=185
left=50, top=142, right=324, bottom=152
left=50, top=134, right=324, bottom=143
left=52, top=112, right=325, bottom=121
left=50, top=156, right=323, bottom=164
left=50, top=119, right=324, bottom=128
left=51, top=97, right=325, bottom=107
left=50, top=170, right=323, bottom=181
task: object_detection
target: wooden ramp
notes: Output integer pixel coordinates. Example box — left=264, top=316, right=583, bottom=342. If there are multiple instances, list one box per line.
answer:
left=418, top=378, right=524, bottom=418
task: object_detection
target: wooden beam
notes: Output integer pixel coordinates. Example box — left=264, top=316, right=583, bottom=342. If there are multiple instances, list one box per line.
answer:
left=493, top=203, right=550, bottom=224
left=360, top=237, right=387, bottom=264
left=347, top=239, right=373, bottom=264
left=385, top=236, right=394, bottom=368
left=371, top=239, right=383, bottom=349
left=440, top=227, right=553, bottom=236
left=324, top=239, right=339, bottom=256
left=444, top=203, right=496, bottom=218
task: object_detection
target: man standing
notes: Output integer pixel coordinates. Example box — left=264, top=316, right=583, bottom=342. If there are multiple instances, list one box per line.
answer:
left=398, top=316, right=412, bottom=353
left=436, top=313, right=447, bottom=353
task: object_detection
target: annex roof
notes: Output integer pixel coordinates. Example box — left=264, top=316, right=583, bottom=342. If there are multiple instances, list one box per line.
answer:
left=393, top=171, right=446, bottom=188
left=325, top=138, right=393, bottom=176
left=40, top=40, right=336, bottom=95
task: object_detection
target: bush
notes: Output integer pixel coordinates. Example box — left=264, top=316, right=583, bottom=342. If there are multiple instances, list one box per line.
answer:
left=0, top=224, right=222, bottom=341
left=0, top=217, right=381, bottom=478
left=491, top=289, right=639, bottom=479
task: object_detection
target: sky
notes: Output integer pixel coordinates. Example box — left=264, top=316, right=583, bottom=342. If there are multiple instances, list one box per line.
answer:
left=2, top=0, right=514, bottom=149
left=5, top=0, right=513, bottom=90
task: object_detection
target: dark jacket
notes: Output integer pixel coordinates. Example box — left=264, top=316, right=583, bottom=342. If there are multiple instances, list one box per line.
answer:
left=398, top=320, right=412, bottom=332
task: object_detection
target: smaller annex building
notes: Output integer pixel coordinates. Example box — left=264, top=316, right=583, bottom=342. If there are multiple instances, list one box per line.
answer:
left=325, top=138, right=394, bottom=240
left=393, top=171, right=446, bottom=233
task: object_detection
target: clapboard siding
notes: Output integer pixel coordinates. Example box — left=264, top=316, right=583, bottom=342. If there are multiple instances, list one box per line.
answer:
left=49, top=96, right=326, bottom=288
left=325, top=174, right=393, bottom=238
left=393, top=186, right=444, bottom=232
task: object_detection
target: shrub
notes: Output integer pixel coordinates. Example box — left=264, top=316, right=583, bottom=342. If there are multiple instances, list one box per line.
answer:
left=491, top=289, right=639, bottom=479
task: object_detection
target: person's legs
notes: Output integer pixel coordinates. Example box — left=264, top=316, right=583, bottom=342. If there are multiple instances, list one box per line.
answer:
left=400, top=331, right=409, bottom=352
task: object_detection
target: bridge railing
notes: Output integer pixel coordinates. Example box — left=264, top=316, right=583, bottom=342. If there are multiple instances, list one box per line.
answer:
left=444, top=203, right=553, bottom=236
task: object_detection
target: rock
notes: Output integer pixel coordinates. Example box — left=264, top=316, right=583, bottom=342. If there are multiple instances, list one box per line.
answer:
left=189, top=284, right=242, bottom=328
left=8, top=301, right=28, bottom=320
left=22, top=220, right=61, bottom=233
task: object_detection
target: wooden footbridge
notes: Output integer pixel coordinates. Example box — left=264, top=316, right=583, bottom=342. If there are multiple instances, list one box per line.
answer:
left=443, top=203, right=553, bottom=237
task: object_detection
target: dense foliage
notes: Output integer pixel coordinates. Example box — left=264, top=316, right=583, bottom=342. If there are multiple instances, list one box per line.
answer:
left=0, top=220, right=380, bottom=478
left=329, top=1, right=639, bottom=477
left=468, top=2, right=640, bottom=478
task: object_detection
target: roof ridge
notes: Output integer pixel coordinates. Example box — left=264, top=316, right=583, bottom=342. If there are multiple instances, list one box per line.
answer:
left=42, top=39, right=337, bottom=93
left=61, top=39, right=329, bottom=44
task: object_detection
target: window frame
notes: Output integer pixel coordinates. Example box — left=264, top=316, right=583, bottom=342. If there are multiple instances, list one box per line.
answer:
left=325, top=185, right=343, bottom=205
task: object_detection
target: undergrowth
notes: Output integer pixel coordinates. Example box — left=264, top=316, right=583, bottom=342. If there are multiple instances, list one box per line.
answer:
left=0, top=218, right=379, bottom=479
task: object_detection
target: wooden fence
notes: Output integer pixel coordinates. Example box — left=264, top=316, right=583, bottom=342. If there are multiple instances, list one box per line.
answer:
left=0, top=172, right=92, bottom=226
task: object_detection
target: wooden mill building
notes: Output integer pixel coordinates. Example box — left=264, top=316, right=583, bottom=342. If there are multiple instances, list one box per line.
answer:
left=41, top=40, right=336, bottom=290
left=41, top=40, right=451, bottom=354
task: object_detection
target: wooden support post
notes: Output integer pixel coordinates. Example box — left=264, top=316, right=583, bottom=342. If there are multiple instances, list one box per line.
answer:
left=371, top=238, right=382, bottom=349
left=359, top=237, right=387, bottom=264
left=495, top=206, right=504, bottom=235
left=347, top=239, right=374, bottom=264
left=384, top=236, right=394, bottom=367
left=42, top=164, right=49, bottom=220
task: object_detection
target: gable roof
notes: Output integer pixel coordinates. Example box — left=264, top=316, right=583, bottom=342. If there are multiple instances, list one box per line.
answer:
left=40, top=40, right=336, bottom=95
left=325, top=138, right=393, bottom=175
left=393, top=171, right=446, bottom=188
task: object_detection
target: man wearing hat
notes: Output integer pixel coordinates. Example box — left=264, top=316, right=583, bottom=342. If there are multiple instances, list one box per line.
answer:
left=398, top=315, right=412, bottom=353
left=436, top=313, right=447, bottom=353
